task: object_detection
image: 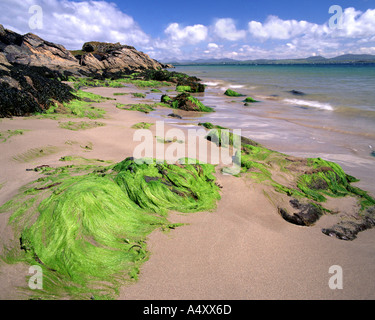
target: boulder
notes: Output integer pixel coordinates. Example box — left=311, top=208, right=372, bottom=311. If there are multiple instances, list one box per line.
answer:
left=1, top=27, right=82, bottom=74
left=322, top=207, right=375, bottom=241
left=279, top=199, right=323, bottom=226
left=288, top=90, right=306, bottom=96
left=224, top=89, right=244, bottom=97
left=168, top=93, right=214, bottom=112
left=74, top=41, right=165, bottom=75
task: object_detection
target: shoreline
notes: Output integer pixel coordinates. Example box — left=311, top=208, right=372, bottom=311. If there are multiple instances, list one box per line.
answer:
left=170, top=66, right=375, bottom=197
left=0, top=77, right=375, bottom=300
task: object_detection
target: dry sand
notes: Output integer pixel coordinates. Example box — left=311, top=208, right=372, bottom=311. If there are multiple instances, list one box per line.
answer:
left=0, top=85, right=375, bottom=300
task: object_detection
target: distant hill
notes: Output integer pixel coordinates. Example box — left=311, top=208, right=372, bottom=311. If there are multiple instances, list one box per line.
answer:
left=166, top=54, right=375, bottom=66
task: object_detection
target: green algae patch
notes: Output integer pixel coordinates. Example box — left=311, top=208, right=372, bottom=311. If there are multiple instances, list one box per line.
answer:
left=68, top=77, right=126, bottom=90
left=116, top=103, right=168, bottom=114
left=131, top=92, right=146, bottom=98
left=161, top=95, right=172, bottom=104
left=36, top=90, right=110, bottom=120
left=58, top=121, right=105, bottom=131
left=176, top=86, right=192, bottom=92
left=243, top=97, right=259, bottom=103
left=198, top=122, right=226, bottom=130
left=0, top=158, right=221, bottom=299
left=13, top=146, right=61, bottom=163
left=224, top=89, right=244, bottom=97
left=113, top=158, right=220, bottom=216
left=131, top=122, right=154, bottom=129
left=156, top=136, right=184, bottom=144
left=0, top=129, right=28, bottom=143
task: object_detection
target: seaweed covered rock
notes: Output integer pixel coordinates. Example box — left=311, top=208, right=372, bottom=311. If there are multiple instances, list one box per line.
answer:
left=224, top=89, right=244, bottom=97
left=136, top=69, right=190, bottom=83
left=176, top=77, right=205, bottom=93
left=0, top=157, right=221, bottom=299
left=243, top=97, right=259, bottom=103
left=163, top=92, right=214, bottom=112
left=0, top=63, right=76, bottom=117
left=227, top=139, right=375, bottom=240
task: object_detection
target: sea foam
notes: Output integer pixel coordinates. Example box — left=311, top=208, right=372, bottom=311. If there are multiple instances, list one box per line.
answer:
left=284, top=98, right=334, bottom=111
left=203, top=82, right=219, bottom=86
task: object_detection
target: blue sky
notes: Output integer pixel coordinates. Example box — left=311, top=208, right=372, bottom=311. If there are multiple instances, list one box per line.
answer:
left=1, top=0, right=375, bottom=61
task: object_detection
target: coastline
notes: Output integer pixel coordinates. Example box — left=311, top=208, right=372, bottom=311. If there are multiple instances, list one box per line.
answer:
left=170, top=65, right=375, bottom=197
left=0, top=77, right=375, bottom=300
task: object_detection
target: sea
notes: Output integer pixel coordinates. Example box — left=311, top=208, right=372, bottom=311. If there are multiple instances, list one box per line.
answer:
left=157, top=64, right=375, bottom=196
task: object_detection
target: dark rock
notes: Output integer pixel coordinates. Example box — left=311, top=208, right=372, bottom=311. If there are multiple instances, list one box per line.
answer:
left=176, top=76, right=205, bottom=93
left=371, top=151, right=375, bottom=157
left=322, top=206, right=375, bottom=241
left=288, top=90, right=306, bottom=96
left=0, top=63, right=76, bottom=117
left=279, top=199, right=323, bottom=226
left=168, top=113, right=182, bottom=119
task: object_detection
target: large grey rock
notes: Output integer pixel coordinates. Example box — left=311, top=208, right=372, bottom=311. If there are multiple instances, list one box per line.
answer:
left=0, top=25, right=168, bottom=77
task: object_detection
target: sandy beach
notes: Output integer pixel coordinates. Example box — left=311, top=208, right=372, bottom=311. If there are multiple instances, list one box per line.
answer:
left=1, top=83, right=375, bottom=300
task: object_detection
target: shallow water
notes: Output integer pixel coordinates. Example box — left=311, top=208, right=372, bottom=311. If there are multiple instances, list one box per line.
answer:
left=166, top=64, right=375, bottom=196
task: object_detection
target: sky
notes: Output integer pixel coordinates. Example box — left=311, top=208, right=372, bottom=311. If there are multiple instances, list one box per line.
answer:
left=0, top=0, right=375, bottom=62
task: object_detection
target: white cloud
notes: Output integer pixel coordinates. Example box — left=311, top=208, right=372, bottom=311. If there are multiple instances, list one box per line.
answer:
left=207, top=42, right=219, bottom=49
left=0, top=0, right=150, bottom=49
left=213, top=18, right=246, bottom=41
left=0, top=1, right=374, bottom=61
left=334, top=7, right=375, bottom=38
left=164, top=23, right=208, bottom=44
left=248, top=15, right=319, bottom=40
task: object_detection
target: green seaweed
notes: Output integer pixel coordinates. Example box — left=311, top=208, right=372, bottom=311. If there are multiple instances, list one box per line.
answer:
left=0, top=129, right=27, bottom=143
left=68, top=77, right=126, bottom=90
left=35, top=90, right=109, bottom=120
left=131, top=122, right=154, bottom=129
left=58, top=121, right=105, bottom=131
left=243, top=97, right=259, bottom=103
left=131, top=93, right=146, bottom=98
left=176, top=86, right=192, bottom=92
left=13, top=146, right=61, bottom=163
left=116, top=103, right=169, bottom=114
left=198, top=122, right=226, bottom=130
left=224, top=89, right=244, bottom=97
left=0, top=158, right=220, bottom=299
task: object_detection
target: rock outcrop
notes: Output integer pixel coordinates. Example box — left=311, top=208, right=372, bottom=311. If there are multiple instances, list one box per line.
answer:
left=0, top=25, right=172, bottom=117
left=72, top=41, right=167, bottom=75
left=0, top=25, right=85, bottom=76
left=0, top=25, right=169, bottom=77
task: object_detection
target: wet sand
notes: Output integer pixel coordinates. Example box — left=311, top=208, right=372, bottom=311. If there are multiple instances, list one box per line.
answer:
left=1, top=84, right=375, bottom=300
